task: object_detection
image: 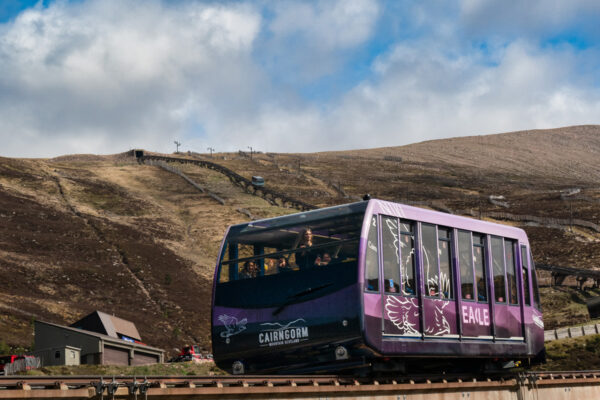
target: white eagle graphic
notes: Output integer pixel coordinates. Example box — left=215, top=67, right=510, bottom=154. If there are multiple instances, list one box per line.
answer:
left=424, top=300, right=451, bottom=336
left=385, top=296, right=420, bottom=336
left=218, top=314, right=248, bottom=338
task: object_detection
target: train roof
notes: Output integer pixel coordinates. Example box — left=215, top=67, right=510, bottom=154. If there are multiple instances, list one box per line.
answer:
left=225, top=199, right=528, bottom=243
left=368, top=199, right=528, bottom=242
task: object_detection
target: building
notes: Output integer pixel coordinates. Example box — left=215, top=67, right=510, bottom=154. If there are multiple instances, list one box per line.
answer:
left=34, top=346, right=80, bottom=367
left=34, top=312, right=164, bottom=366
left=70, top=310, right=143, bottom=343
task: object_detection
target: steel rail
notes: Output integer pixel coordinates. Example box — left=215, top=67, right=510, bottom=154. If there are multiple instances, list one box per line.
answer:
left=0, top=371, right=599, bottom=399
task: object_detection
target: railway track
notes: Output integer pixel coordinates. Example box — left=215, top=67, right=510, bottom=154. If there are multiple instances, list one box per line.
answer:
left=1, top=371, right=599, bottom=399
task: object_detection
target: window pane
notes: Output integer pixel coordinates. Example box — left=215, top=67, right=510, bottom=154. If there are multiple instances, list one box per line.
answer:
left=422, top=224, right=439, bottom=297
left=521, top=245, right=531, bottom=306
left=505, top=239, right=518, bottom=305
left=531, top=258, right=541, bottom=310
left=458, top=231, right=474, bottom=300
left=400, top=222, right=416, bottom=296
left=491, top=236, right=506, bottom=303
left=365, top=216, right=379, bottom=291
left=400, top=221, right=412, bottom=233
left=382, top=216, right=400, bottom=293
left=473, top=234, right=487, bottom=302
left=438, top=228, right=453, bottom=299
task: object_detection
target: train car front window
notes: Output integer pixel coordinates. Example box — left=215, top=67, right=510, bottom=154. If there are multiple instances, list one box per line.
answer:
left=219, top=210, right=364, bottom=283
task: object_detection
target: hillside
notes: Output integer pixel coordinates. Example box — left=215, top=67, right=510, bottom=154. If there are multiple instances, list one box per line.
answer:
left=1, top=125, right=600, bottom=355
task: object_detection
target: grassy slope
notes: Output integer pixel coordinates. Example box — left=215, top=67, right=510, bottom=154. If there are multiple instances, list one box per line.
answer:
left=536, top=334, right=600, bottom=371
left=1, top=125, right=600, bottom=362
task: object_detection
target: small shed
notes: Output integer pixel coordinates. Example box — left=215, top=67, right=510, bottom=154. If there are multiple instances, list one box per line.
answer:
left=34, top=346, right=80, bottom=367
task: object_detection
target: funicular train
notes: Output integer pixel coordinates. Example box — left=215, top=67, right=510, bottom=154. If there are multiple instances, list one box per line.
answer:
left=211, top=199, right=544, bottom=374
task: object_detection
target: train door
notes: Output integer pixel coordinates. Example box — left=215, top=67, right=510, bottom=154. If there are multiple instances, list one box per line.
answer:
left=458, top=231, right=492, bottom=339
left=380, top=216, right=421, bottom=337
left=420, top=224, right=459, bottom=338
left=490, top=237, right=523, bottom=339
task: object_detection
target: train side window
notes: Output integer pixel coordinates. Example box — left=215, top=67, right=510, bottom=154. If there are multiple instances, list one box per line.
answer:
left=421, top=223, right=439, bottom=297
left=505, top=239, right=519, bottom=305
left=438, top=227, right=453, bottom=299
left=491, top=236, right=507, bottom=303
left=458, top=230, right=474, bottom=300
left=382, top=216, right=401, bottom=293
left=520, top=245, right=531, bottom=306
left=400, top=220, right=416, bottom=296
left=365, top=216, right=379, bottom=292
left=531, top=256, right=542, bottom=310
left=473, top=233, right=487, bottom=303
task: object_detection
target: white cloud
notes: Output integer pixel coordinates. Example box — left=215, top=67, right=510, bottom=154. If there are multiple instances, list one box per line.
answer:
left=0, top=0, right=599, bottom=158
left=261, top=0, right=380, bottom=81
left=212, top=38, right=600, bottom=153
left=0, top=0, right=262, bottom=157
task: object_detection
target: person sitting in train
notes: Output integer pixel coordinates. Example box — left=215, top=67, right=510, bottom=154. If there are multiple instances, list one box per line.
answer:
left=384, top=279, right=398, bottom=293
left=239, top=260, right=259, bottom=279
left=314, top=252, right=332, bottom=266
left=295, top=228, right=318, bottom=268
left=277, top=257, right=293, bottom=273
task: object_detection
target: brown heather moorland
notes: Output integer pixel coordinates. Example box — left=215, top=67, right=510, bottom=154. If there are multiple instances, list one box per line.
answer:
left=1, top=125, right=600, bottom=357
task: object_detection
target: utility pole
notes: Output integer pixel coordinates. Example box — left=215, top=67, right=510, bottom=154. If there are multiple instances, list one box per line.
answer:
left=174, top=141, right=181, bottom=153
left=247, top=146, right=253, bottom=160
left=207, top=147, right=214, bottom=158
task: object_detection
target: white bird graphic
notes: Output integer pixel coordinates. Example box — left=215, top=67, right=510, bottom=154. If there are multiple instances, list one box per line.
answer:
left=218, top=314, right=248, bottom=338
left=385, top=296, right=420, bottom=336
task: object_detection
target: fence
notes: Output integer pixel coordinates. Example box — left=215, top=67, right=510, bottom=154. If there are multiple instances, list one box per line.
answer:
left=2, top=356, right=41, bottom=375
left=462, top=210, right=600, bottom=233
left=146, top=160, right=225, bottom=205
left=139, top=155, right=316, bottom=211
left=544, top=323, right=600, bottom=342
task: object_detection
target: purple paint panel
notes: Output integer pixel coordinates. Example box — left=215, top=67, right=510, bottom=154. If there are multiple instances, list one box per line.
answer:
left=506, top=305, right=524, bottom=338
left=459, top=301, right=492, bottom=337
left=423, top=298, right=458, bottom=337
left=363, top=292, right=382, bottom=319
left=383, top=294, right=421, bottom=337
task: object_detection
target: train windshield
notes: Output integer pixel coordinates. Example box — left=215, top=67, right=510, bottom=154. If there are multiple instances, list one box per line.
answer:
left=215, top=202, right=367, bottom=308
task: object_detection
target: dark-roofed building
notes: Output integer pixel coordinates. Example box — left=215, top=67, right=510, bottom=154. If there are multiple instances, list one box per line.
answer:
left=34, top=313, right=164, bottom=366
left=70, top=310, right=142, bottom=343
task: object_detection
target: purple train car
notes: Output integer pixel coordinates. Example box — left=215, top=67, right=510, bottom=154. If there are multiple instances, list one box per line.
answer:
left=211, top=199, right=544, bottom=374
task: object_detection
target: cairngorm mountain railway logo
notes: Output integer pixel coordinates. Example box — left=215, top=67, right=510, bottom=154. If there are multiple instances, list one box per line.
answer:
left=259, top=319, right=309, bottom=347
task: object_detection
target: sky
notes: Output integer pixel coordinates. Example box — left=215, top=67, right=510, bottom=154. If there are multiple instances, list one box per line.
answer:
left=0, top=0, right=599, bottom=157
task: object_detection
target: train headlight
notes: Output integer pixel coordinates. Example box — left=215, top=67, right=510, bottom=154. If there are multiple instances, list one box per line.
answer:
left=335, top=346, right=349, bottom=360
left=232, top=361, right=245, bottom=375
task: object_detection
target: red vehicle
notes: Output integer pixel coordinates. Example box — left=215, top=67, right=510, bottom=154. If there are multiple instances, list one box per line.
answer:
left=178, top=345, right=203, bottom=362
left=0, top=355, right=35, bottom=375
